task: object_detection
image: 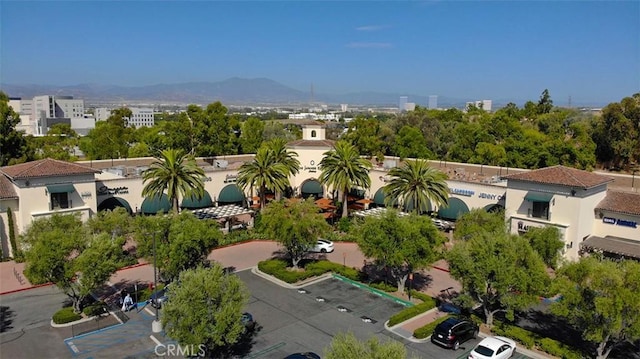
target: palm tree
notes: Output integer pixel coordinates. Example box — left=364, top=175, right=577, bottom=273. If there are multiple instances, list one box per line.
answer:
left=266, top=138, right=300, bottom=199
left=142, top=148, right=206, bottom=213
left=236, top=146, right=290, bottom=211
left=383, top=159, right=449, bottom=214
left=319, top=141, right=372, bottom=218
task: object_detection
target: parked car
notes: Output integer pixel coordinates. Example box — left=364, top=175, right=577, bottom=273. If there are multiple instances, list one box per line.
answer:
left=431, top=317, right=479, bottom=350
left=284, top=353, right=321, bottom=359
left=308, top=239, right=334, bottom=253
left=148, top=285, right=170, bottom=309
left=468, top=336, right=517, bottom=359
left=438, top=302, right=462, bottom=315
left=241, top=312, right=256, bottom=332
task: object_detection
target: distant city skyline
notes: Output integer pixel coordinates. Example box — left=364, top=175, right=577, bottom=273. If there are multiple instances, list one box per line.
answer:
left=1, top=1, right=638, bottom=105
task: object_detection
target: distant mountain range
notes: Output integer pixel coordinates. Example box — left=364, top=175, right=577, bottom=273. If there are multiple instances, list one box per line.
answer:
left=1, top=77, right=479, bottom=108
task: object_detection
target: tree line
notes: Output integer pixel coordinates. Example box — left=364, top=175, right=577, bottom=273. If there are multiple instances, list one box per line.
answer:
left=2, top=91, right=639, bottom=171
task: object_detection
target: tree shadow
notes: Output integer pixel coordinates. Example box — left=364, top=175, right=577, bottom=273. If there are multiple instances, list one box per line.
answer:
left=214, top=324, right=262, bottom=358
left=0, top=306, right=15, bottom=333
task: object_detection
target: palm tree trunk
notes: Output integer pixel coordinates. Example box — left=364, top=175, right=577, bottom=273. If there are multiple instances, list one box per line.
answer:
left=342, top=189, right=348, bottom=218
left=259, top=185, right=266, bottom=211
left=173, top=197, right=180, bottom=213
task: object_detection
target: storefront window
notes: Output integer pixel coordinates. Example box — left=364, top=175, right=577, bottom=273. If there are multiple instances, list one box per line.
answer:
left=530, top=201, right=549, bottom=220
left=51, top=193, right=69, bottom=210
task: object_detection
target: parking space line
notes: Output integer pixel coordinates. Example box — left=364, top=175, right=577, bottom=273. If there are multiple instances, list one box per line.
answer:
left=246, top=342, right=286, bottom=358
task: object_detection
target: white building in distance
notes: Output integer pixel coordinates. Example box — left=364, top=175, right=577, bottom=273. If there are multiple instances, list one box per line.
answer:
left=95, top=107, right=155, bottom=128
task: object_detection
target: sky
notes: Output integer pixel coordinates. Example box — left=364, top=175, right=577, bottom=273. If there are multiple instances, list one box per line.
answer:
left=1, top=0, right=639, bottom=105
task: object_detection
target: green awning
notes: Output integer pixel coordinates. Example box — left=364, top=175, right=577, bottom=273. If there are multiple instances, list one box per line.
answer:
left=181, top=191, right=214, bottom=209
left=301, top=180, right=323, bottom=194
left=403, top=197, right=432, bottom=213
left=483, top=203, right=504, bottom=213
left=218, top=185, right=245, bottom=204
left=524, top=192, right=553, bottom=202
left=46, top=184, right=75, bottom=194
left=141, top=194, right=172, bottom=214
left=373, top=188, right=386, bottom=206
left=438, top=197, right=470, bottom=220
left=98, top=197, right=133, bottom=214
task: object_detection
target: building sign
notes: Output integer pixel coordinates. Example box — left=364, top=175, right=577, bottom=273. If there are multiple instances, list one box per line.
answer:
left=603, top=217, right=637, bottom=228
left=479, top=192, right=503, bottom=200
left=224, top=174, right=237, bottom=183
left=516, top=220, right=546, bottom=233
left=301, top=160, right=318, bottom=173
left=80, top=191, right=92, bottom=198
left=97, top=186, right=129, bottom=196
left=450, top=188, right=475, bottom=197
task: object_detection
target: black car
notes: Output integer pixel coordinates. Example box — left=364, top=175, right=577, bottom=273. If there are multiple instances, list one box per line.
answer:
left=284, top=353, right=320, bottom=359
left=148, top=285, right=170, bottom=309
left=430, top=317, right=479, bottom=350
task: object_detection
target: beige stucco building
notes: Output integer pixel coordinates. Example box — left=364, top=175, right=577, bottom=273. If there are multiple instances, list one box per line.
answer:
left=1, top=123, right=638, bottom=261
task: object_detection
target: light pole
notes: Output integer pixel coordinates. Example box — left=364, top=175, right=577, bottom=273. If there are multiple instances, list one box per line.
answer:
left=152, top=231, right=162, bottom=333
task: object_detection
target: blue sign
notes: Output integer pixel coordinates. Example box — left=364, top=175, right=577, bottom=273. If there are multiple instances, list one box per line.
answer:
left=603, top=217, right=637, bottom=228
left=450, top=188, right=475, bottom=197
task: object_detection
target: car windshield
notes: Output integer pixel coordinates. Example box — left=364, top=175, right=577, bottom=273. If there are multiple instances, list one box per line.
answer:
left=436, top=319, right=457, bottom=332
left=473, top=345, right=494, bottom=356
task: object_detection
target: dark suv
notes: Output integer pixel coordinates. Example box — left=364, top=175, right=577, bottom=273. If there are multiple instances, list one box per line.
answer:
left=430, top=317, right=479, bottom=350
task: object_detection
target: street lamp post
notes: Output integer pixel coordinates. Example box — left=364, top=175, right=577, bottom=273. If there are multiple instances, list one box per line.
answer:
left=152, top=231, right=162, bottom=333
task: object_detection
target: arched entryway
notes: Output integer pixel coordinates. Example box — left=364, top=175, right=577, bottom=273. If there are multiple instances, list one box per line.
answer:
left=438, top=197, right=470, bottom=220
left=141, top=194, right=171, bottom=215
left=301, top=179, right=324, bottom=199
left=218, top=185, right=245, bottom=206
left=483, top=203, right=504, bottom=213
left=98, top=197, right=133, bottom=214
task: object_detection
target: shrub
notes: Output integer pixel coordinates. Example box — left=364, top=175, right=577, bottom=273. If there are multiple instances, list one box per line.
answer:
left=413, top=314, right=452, bottom=339
left=53, top=307, right=82, bottom=324
left=408, top=290, right=434, bottom=304
left=369, top=282, right=397, bottom=292
left=133, top=283, right=166, bottom=302
left=337, top=217, right=351, bottom=233
left=388, top=300, right=437, bottom=327
left=259, top=259, right=364, bottom=283
left=7, top=207, right=20, bottom=261
left=536, top=338, right=583, bottom=359
left=492, top=322, right=536, bottom=349
left=83, top=301, right=107, bottom=317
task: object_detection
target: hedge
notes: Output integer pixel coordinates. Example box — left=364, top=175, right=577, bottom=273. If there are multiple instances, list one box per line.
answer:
left=413, top=314, right=453, bottom=339
left=536, top=338, right=583, bottom=359
left=369, top=282, right=397, bottom=292
left=257, top=259, right=361, bottom=284
left=491, top=320, right=583, bottom=359
left=82, top=301, right=108, bottom=317
left=388, top=300, right=437, bottom=327
left=53, top=307, right=82, bottom=324
left=493, top=322, right=536, bottom=349
left=408, top=290, right=435, bottom=303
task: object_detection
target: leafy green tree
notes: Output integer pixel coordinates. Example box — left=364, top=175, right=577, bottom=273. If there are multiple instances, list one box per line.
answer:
left=162, top=265, right=250, bottom=357
left=471, top=142, right=507, bottom=166
left=262, top=121, right=300, bottom=142
left=392, top=125, right=432, bottom=159
left=383, top=159, right=449, bottom=214
left=537, top=89, right=554, bottom=115
left=192, top=101, right=237, bottom=156
left=352, top=211, right=444, bottom=293
left=236, top=146, right=290, bottom=211
left=81, top=108, right=134, bottom=160
left=239, top=117, right=264, bottom=153
left=551, top=258, right=640, bottom=359
left=133, top=212, right=221, bottom=282
left=159, top=111, right=198, bottom=154
left=325, top=332, right=407, bottom=359
left=22, top=214, right=125, bottom=313
left=341, top=117, right=388, bottom=158
left=86, top=207, right=132, bottom=239
left=29, top=123, right=79, bottom=161
left=522, top=226, right=564, bottom=269
left=453, top=209, right=506, bottom=242
left=0, top=91, right=29, bottom=165
left=447, top=234, right=549, bottom=326
left=592, top=94, right=640, bottom=170
left=258, top=198, right=330, bottom=269
left=319, top=140, right=372, bottom=218
left=142, top=148, right=206, bottom=213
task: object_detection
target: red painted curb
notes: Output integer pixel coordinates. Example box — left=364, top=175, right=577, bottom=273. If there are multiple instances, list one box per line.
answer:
left=430, top=265, right=451, bottom=273
left=117, top=262, right=149, bottom=271
left=0, top=282, right=54, bottom=296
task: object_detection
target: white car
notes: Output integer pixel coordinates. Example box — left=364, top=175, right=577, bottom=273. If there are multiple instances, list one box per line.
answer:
left=468, top=336, right=517, bottom=359
left=309, top=239, right=334, bottom=253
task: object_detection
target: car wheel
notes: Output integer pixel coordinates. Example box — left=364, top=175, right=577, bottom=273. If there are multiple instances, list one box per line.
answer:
left=453, top=340, right=460, bottom=350
left=320, top=248, right=327, bottom=253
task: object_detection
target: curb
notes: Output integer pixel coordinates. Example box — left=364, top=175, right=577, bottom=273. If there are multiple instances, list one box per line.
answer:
left=384, top=307, right=441, bottom=343
left=0, top=282, right=54, bottom=296
left=331, top=274, right=413, bottom=307
left=251, top=267, right=334, bottom=289
left=51, top=311, right=116, bottom=328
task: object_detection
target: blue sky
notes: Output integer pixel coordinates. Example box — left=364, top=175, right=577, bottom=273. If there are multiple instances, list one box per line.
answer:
left=1, top=1, right=638, bottom=105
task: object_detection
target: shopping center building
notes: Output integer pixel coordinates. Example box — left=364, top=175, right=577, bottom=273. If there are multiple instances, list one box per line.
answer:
left=1, top=123, right=638, bottom=261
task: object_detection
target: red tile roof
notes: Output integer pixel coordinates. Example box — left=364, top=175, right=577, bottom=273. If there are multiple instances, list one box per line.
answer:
left=0, top=158, right=101, bottom=180
left=287, top=139, right=335, bottom=148
left=596, top=191, right=640, bottom=216
left=503, top=165, right=613, bottom=189
left=0, top=174, right=17, bottom=199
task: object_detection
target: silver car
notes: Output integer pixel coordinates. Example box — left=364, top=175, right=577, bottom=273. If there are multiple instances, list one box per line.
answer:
left=309, top=239, right=334, bottom=253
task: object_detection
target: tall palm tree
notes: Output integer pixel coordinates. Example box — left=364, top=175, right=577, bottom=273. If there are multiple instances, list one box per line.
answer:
left=236, top=146, right=290, bottom=210
left=319, top=140, right=372, bottom=218
left=142, top=148, right=206, bottom=213
left=383, top=159, right=449, bottom=214
left=266, top=138, right=300, bottom=199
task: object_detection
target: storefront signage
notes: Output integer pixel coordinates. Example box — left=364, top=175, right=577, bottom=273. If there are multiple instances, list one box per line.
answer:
left=603, top=217, right=637, bottom=228
left=303, top=166, right=317, bottom=173
left=81, top=191, right=92, bottom=198
left=97, top=186, right=129, bottom=196
left=450, top=188, right=475, bottom=197
left=479, top=192, right=503, bottom=200
left=224, top=174, right=237, bottom=183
